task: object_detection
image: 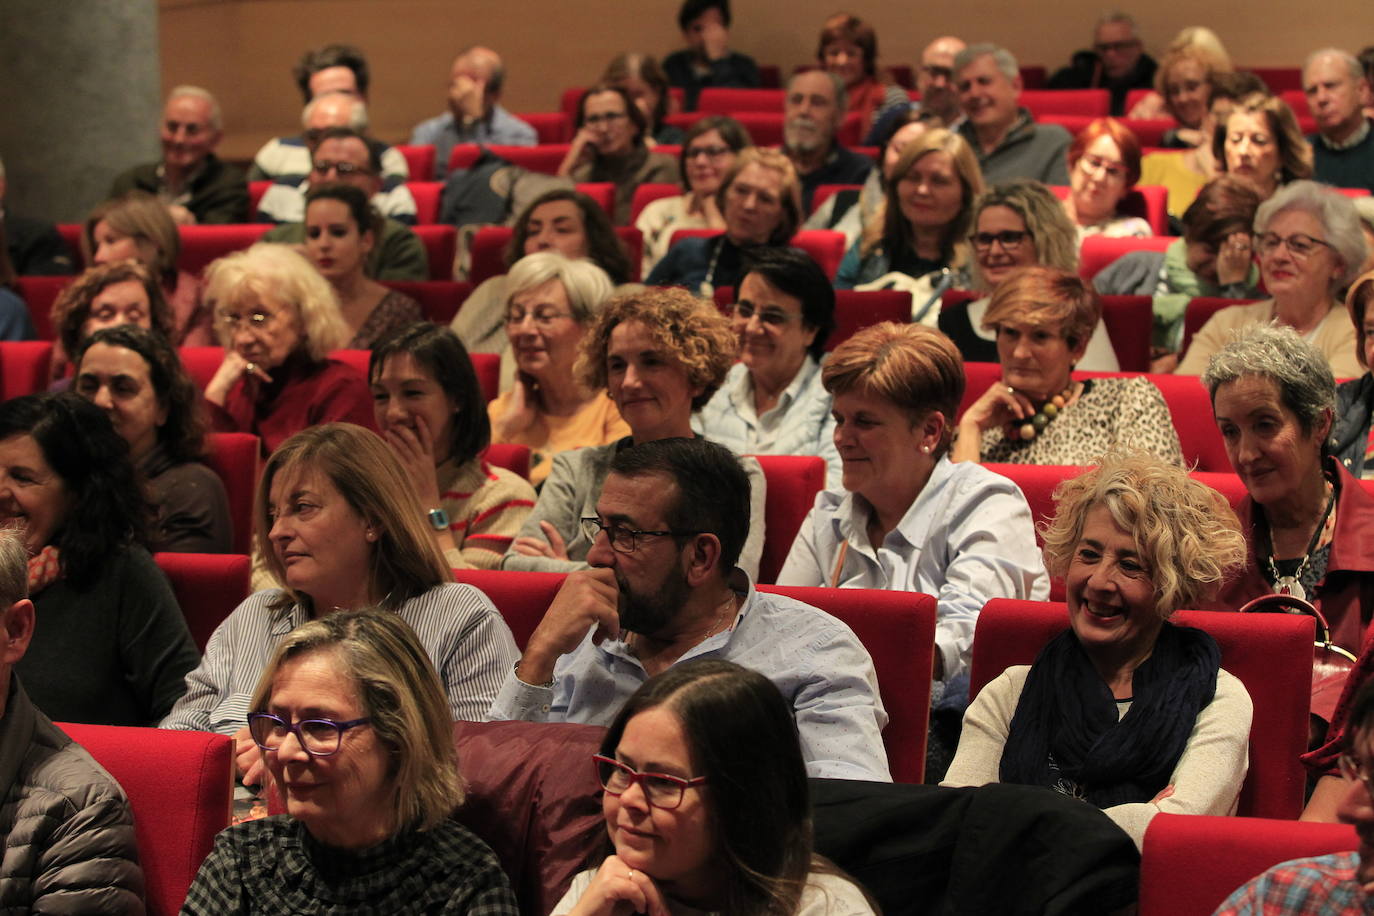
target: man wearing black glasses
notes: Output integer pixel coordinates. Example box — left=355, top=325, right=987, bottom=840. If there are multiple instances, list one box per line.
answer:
left=488, top=436, right=892, bottom=783
left=1048, top=12, right=1158, bottom=116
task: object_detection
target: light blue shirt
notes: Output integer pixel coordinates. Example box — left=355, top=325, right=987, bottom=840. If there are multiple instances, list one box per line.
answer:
left=409, top=105, right=538, bottom=179
left=486, top=570, right=892, bottom=782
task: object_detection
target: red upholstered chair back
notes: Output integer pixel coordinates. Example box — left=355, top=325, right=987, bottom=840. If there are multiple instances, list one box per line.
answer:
left=0, top=340, right=53, bottom=400
left=412, top=225, right=455, bottom=279
left=178, top=346, right=224, bottom=390
left=453, top=569, right=567, bottom=649
left=761, top=585, right=937, bottom=784
left=380, top=280, right=473, bottom=324
left=482, top=145, right=572, bottom=176
left=247, top=180, right=270, bottom=220
left=811, top=183, right=864, bottom=215
left=750, top=455, right=826, bottom=584
left=407, top=181, right=443, bottom=223
left=204, top=432, right=261, bottom=554
left=326, top=348, right=371, bottom=377
left=469, top=352, right=500, bottom=403
left=14, top=275, right=73, bottom=338
left=790, top=230, right=847, bottom=279
left=516, top=112, right=573, bottom=144
left=57, top=723, right=232, bottom=916
left=1079, top=234, right=1174, bottom=281
left=178, top=224, right=271, bottom=275
left=969, top=599, right=1314, bottom=819
left=483, top=443, right=532, bottom=481
left=1180, top=296, right=1258, bottom=360
left=697, top=88, right=788, bottom=112
left=573, top=182, right=616, bottom=219
left=1139, top=814, right=1356, bottom=916
left=154, top=551, right=252, bottom=652
left=1020, top=89, right=1110, bottom=117
left=957, top=361, right=1006, bottom=418
left=395, top=144, right=437, bottom=181
left=57, top=224, right=84, bottom=267
left=630, top=182, right=684, bottom=224
left=831, top=290, right=913, bottom=349
left=1097, top=295, right=1154, bottom=371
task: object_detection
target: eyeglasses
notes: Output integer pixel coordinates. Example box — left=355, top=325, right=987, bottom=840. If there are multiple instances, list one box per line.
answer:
left=215, top=309, right=281, bottom=332
left=580, top=517, right=698, bottom=553
left=593, top=754, right=706, bottom=809
left=1094, top=40, right=1140, bottom=54
left=971, top=230, right=1031, bottom=252
left=1256, top=233, right=1335, bottom=260
left=920, top=65, right=954, bottom=82
left=504, top=307, right=573, bottom=328
left=732, top=301, right=793, bottom=327
left=1078, top=153, right=1127, bottom=181
left=584, top=112, right=628, bottom=127
left=312, top=160, right=371, bottom=177
left=247, top=712, right=372, bottom=757
left=685, top=144, right=731, bottom=160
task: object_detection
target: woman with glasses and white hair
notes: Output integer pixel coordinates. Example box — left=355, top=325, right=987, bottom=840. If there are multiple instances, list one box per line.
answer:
left=486, top=251, right=628, bottom=487
left=202, top=244, right=375, bottom=454
left=1177, top=181, right=1369, bottom=376
left=181, top=608, right=520, bottom=915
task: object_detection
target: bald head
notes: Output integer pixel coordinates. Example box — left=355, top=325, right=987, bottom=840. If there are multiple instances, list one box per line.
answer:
left=918, top=36, right=967, bottom=123
left=302, top=92, right=368, bottom=141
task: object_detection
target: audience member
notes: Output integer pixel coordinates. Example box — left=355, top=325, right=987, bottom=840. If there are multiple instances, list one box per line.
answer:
left=865, top=36, right=968, bottom=144
left=292, top=42, right=369, bottom=102
left=1357, top=198, right=1374, bottom=275
left=0, top=392, right=198, bottom=726
left=554, top=659, right=877, bottom=915
left=781, top=69, right=874, bottom=212
left=0, top=527, right=145, bottom=912
left=942, top=451, right=1252, bottom=849
left=487, top=253, right=628, bottom=486
left=0, top=223, right=34, bottom=341
left=1332, top=271, right=1374, bottom=476
left=409, top=45, right=537, bottom=180
left=560, top=85, right=678, bottom=226
left=953, top=266, right=1181, bottom=464
left=202, top=244, right=375, bottom=454
left=369, top=323, right=535, bottom=569
left=300, top=183, right=422, bottom=348
left=1177, top=181, right=1366, bottom=376
left=259, top=118, right=417, bottom=226
left=695, top=246, right=841, bottom=485
left=816, top=14, right=909, bottom=138
left=955, top=44, right=1071, bottom=185
left=1129, top=40, right=1232, bottom=148
left=180, top=608, right=519, bottom=914
left=1048, top=11, right=1159, bottom=115
left=489, top=436, right=888, bottom=782
left=1304, top=49, right=1374, bottom=194
left=662, top=0, right=760, bottom=111
left=1062, top=118, right=1151, bottom=243
left=1213, top=93, right=1314, bottom=201
left=108, top=86, right=248, bottom=225
left=74, top=325, right=232, bottom=553
left=49, top=260, right=175, bottom=381
left=601, top=53, right=686, bottom=145
left=0, top=153, right=75, bottom=275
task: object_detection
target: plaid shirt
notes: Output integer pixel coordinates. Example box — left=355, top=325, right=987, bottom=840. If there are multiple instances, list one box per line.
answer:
left=1213, top=852, right=1374, bottom=915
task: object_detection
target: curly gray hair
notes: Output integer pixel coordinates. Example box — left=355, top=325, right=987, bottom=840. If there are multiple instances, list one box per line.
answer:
left=1255, top=180, right=1370, bottom=291
left=1201, top=324, right=1336, bottom=435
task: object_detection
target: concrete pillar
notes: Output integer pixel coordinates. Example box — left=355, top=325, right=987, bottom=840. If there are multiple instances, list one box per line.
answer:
left=0, top=0, right=161, bottom=223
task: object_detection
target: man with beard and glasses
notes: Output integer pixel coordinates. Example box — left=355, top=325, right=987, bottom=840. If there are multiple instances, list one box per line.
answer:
left=782, top=69, right=875, bottom=212
left=486, top=437, right=891, bottom=782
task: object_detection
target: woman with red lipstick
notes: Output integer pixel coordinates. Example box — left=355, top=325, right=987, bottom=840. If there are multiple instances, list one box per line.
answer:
left=943, top=452, right=1253, bottom=848
left=303, top=183, right=421, bottom=349
left=1061, top=119, right=1151, bottom=245
left=560, top=84, right=679, bottom=226
left=1212, top=94, right=1312, bottom=202
left=554, top=659, right=875, bottom=916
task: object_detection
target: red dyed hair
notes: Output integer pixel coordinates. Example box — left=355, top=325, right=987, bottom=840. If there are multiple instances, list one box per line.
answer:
left=1067, top=118, right=1142, bottom=188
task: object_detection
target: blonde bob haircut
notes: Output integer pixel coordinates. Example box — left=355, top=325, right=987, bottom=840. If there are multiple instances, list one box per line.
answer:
left=255, top=423, right=452, bottom=617
left=982, top=265, right=1100, bottom=353
left=1041, top=451, right=1246, bottom=618
left=968, top=179, right=1079, bottom=292
left=204, top=243, right=347, bottom=362
left=862, top=128, right=985, bottom=264
left=1347, top=270, right=1374, bottom=369
left=822, top=321, right=965, bottom=457
left=576, top=287, right=737, bottom=411
left=248, top=607, right=464, bottom=832
left=504, top=251, right=614, bottom=325
left=82, top=192, right=181, bottom=286
left=715, top=148, right=804, bottom=245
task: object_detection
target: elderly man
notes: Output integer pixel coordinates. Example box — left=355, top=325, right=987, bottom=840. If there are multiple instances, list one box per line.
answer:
left=1049, top=11, right=1157, bottom=115
left=662, top=0, right=759, bottom=111
left=109, top=86, right=248, bottom=225
left=865, top=36, right=968, bottom=144
left=250, top=93, right=408, bottom=185
left=488, top=437, right=891, bottom=782
left=955, top=44, right=1071, bottom=185
left=783, top=69, right=874, bottom=213
left=1, top=155, right=73, bottom=276
left=1305, top=49, right=1374, bottom=194
left=262, top=128, right=427, bottom=281
left=409, top=46, right=537, bottom=180
left=0, top=528, right=145, bottom=911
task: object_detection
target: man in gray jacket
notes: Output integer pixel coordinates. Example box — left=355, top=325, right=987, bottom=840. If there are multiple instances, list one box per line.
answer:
left=0, top=528, right=145, bottom=913
left=954, top=44, right=1071, bottom=186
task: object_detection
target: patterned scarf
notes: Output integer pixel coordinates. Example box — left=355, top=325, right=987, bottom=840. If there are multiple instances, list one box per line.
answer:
left=27, top=545, right=61, bottom=595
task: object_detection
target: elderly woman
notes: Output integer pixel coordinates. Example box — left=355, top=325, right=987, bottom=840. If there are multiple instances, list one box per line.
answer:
left=48, top=260, right=176, bottom=381
left=202, top=244, right=374, bottom=453
left=953, top=266, right=1182, bottom=465
left=942, top=452, right=1253, bottom=848
left=816, top=13, right=909, bottom=138
left=1127, top=41, right=1232, bottom=148
left=302, top=183, right=421, bottom=349
left=1332, top=272, right=1374, bottom=477
left=1062, top=119, right=1151, bottom=243
left=83, top=191, right=212, bottom=345
left=370, top=323, right=536, bottom=569
left=485, top=252, right=628, bottom=486
left=0, top=392, right=198, bottom=726
left=1177, top=181, right=1368, bottom=376
left=180, top=608, right=519, bottom=914
left=695, top=246, right=841, bottom=486
left=778, top=322, right=1049, bottom=685
left=559, top=84, right=679, bottom=225
left=600, top=52, right=685, bottom=145
left=555, top=659, right=875, bottom=916
left=1214, top=94, right=1314, bottom=201
left=74, top=325, right=232, bottom=553
left=502, top=287, right=767, bottom=579
left=634, top=114, right=751, bottom=276
left=161, top=423, right=520, bottom=783
left=645, top=147, right=803, bottom=296
left=940, top=180, right=1119, bottom=371
left=452, top=189, right=632, bottom=359
left=834, top=128, right=984, bottom=313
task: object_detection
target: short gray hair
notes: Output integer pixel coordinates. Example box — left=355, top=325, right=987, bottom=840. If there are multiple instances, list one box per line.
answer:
left=0, top=528, right=27, bottom=606
left=505, top=252, right=613, bottom=325
left=1304, top=48, right=1365, bottom=85
left=954, top=44, right=1019, bottom=82
left=1255, top=180, right=1370, bottom=290
left=1201, top=324, right=1336, bottom=435
left=300, top=92, right=369, bottom=132
left=787, top=69, right=848, bottom=118
left=1096, top=11, right=1139, bottom=38
left=167, top=85, right=223, bottom=132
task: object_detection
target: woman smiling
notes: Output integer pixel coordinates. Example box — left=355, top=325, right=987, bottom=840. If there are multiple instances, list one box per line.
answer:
left=560, top=84, right=679, bottom=225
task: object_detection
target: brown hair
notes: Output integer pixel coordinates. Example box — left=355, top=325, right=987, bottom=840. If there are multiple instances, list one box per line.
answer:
left=1347, top=270, right=1374, bottom=368
left=52, top=261, right=176, bottom=360
left=981, top=266, right=1100, bottom=353
left=817, top=14, right=879, bottom=80
left=1180, top=175, right=1263, bottom=247
left=715, top=148, right=804, bottom=245
left=1212, top=94, right=1315, bottom=187
left=862, top=128, right=984, bottom=263
left=82, top=192, right=181, bottom=287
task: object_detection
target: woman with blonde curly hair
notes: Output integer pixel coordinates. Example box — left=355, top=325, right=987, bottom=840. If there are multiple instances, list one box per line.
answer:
left=502, top=286, right=768, bottom=579
left=943, top=451, right=1253, bottom=849
left=201, top=243, right=374, bottom=453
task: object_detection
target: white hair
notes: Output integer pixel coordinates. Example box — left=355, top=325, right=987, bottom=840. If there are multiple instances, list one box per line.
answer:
left=954, top=44, right=1019, bottom=82
left=301, top=92, right=369, bottom=132
left=1303, top=48, right=1366, bottom=84
left=167, top=85, right=223, bottom=132
left=1255, top=180, right=1370, bottom=290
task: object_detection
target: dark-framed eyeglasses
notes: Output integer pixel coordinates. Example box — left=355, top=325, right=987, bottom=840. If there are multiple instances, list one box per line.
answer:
left=1094, top=40, right=1140, bottom=54
left=1078, top=153, right=1127, bottom=181
left=247, top=712, right=372, bottom=757
left=731, top=301, right=793, bottom=327
left=1256, top=232, right=1334, bottom=260
left=579, top=517, right=698, bottom=553
left=584, top=111, right=628, bottom=127
left=312, top=160, right=370, bottom=177
left=592, top=754, right=706, bottom=809
left=971, top=229, right=1031, bottom=252
left=685, top=144, right=731, bottom=160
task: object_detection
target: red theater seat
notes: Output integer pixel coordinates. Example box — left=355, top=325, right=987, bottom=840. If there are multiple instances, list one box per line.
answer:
left=1080, top=235, right=1174, bottom=280
left=832, top=290, right=912, bottom=348
left=413, top=225, right=455, bottom=279
left=14, top=275, right=73, bottom=339
left=204, top=432, right=261, bottom=554
left=1020, top=89, right=1110, bottom=117
left=573, top=182, right=616, bottom=219
left=515, top=112, right=573, bottom=144
left=666, top=228, right=845, bottom=280
left=407, top=181, right=443, bottom=223
left=453, top=568, right=565, bottom=649
left=750, top=455, right=825, bottom=584
left=696, top=88, right=787, bottom=113
left=154, top=551, right=252, bottom=652
left=1049, top=185, right=1169, bottom=236
left=811, top=183, right=863, bottom=216
left=630, top=183, right=683, bottom=224
left=483, top=443, right=531, bottom=481
left=1098, top=294, right=1154, bottom=371
left=470, top=352, right=500, bottom=403
left=0, top=340, right=53, bottom=400
left=395, top=144, right=437, bottom=181
left=1180, top=296, right=1258, bottom=360
left=380, top=280, right=473, bottom=325
left=727, top=112, right=862, bottom=147
left=248, top=179, right=270, bottom=219
left=178, top=224, right=271, bottom=275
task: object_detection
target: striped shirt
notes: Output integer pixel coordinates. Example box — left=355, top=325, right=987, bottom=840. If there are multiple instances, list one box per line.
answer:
left=439, top=459, right=536, bottom=571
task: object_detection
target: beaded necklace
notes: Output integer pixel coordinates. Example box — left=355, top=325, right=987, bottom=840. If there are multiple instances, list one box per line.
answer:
left=1004, top=383, right=1078, bottom=442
